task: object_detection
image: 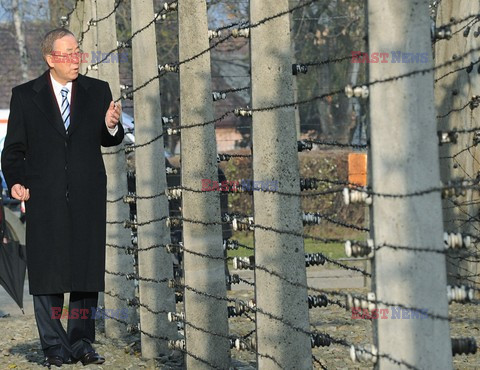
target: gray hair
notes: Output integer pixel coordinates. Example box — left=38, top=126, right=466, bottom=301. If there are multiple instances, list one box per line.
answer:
left=41, top=28, right=76, bottom=61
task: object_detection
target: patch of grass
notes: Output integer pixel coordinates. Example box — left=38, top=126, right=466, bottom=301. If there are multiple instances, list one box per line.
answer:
left=227, top=232, right=254, bottom=258
left=227, top=232, right=350, bottom=260
left=305, top=240, right=345, bottom=259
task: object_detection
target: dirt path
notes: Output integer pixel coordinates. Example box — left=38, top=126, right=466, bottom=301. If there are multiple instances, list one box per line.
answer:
left=0, top=272, right=478, bottom=369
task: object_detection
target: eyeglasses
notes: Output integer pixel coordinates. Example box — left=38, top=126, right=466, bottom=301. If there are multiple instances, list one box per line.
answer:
left=50, top=50, right=85, bottom=63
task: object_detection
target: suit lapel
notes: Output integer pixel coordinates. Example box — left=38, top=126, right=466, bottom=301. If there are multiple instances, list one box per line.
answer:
left=32, top=71, right=66, bottom=138
left=68, top=75, right=90, bottom=137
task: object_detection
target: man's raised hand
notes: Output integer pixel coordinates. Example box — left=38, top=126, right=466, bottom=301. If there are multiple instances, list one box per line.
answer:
left=105, top=101, right=122, bottom=129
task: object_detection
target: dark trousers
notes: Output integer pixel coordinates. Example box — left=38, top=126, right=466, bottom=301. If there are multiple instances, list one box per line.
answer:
left=33, top=291, right=98, bottom=361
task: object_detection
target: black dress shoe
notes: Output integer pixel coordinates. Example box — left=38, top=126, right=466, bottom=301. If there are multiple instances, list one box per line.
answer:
left=42, top=355, right=63, bottom=367
left=78, top=351, right=105, bottom=365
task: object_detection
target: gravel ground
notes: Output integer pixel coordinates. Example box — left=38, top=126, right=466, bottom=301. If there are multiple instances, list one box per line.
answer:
left=0, top=287, right=478, bottom=369
left=228, top=289, right=480, bottom=369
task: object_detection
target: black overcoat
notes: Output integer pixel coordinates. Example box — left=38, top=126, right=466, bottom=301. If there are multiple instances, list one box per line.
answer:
left=1, top=71, right=124, bottom=295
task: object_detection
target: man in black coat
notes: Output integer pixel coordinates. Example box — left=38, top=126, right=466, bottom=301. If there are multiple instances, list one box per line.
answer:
left=1, top=28, right=124, bottom=367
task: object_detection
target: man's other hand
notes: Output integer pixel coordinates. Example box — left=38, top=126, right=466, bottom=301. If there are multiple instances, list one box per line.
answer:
left=11, top=184, right=30, bottom=201
left=105, top=101, right=121, bottom=129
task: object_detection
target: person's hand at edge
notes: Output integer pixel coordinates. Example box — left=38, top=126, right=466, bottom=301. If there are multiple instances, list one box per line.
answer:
left=11, top=184, right=30, bottom=201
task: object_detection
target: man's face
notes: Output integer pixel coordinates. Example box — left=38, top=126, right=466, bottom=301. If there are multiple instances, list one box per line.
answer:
left=46, top=35, right=80, bottom=85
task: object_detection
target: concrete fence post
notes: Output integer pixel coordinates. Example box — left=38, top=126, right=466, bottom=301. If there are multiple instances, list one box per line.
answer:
left=250, top=0, right=313, bottom=368
left=368, top=0, right=453, bottom=367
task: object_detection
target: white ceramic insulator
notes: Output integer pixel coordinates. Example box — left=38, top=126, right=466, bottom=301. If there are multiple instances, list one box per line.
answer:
left=234, top=108, right=252, bottom=117
left=162, top=116, right=174, bottom=124
left=443, top=232, right=449, bottom=249
left=346, top=294, right=353, bottom=309
left=166, top=167, right=178, bottom=174
left=154, top=12, right=167, bottom=20
left=232, top=28, right=250, bottom=38
left=343, top=187, right=351, bottom=205
left=167, top=312, right=184, bottom=322
left=344, top=239, right=374, bottom=258
left=303, top=213, right=321, bottom=225
left=164, top=1, right=178, bottom=11
left=208, top=30, right=221, bottom=39
left=448, top=285, right=474, bottom=303
left=159, top=64, right=178, bottom=73
left=212, top=92, right=227, bottom=101
left=345, top=240, right=352, bottom=257
left=350, top=344, right=378, bottom=363
left=358, top=298, right=367, bottom=309
left=361, top=86, right=369, bottom=99
left=346, top=292, right=376, bottom=311
left=168, top=339, right=185, bottom=350
left=345, top=85, right=354, bottom=98
left=353, top=86, right=363, bottom=98
left=232, top=257, right=247, bottom=270
left=343, top=188, right=372, bottom=205
left=367, top=238, right=374, bottom=248
left=235, top=338, right=244, bottom=351
left=167, top=128, right=179, bottom=135
left=166, top=188, right=182, bottom=200
left=223, top=214, right=233, bottom=223
left=350, top=189, right=364, bottom=203
left=444, top=232, right=471, bottom=249
left=367, top=292, right=376, bottom=312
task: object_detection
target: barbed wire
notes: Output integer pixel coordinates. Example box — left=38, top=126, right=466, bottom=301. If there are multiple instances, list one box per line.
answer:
left=175, top=239, right=370, bottom=277
left=303, top=54, right=354, bottom=66
left=106, top=267, right=440, bottom=369
left=440, top=143, right=478, bottom=160
left=177, top=280, right=418, bottom=368
left=105, top=288, right=296, bottom=368
left=77, top=0, right=124, bottom=44
left=84, top=5, right=172, bottom=74
left=435, top=56, right=480, bottom=83
left=437, top=101, right=472, bottom=119
left=302, top=139, right=368, bottom=149
left=438, top=12, right=480, bottom=29
left=99, top=310, right=226, bottom=369
left=101, top=44, right=480, bottom=161
left=217, top=85, right=250, bottom=94
left=102, top=238, right=477, bottom=365
left=106, top=238, right=255, bottom=253
left=61, top=2, right=480, bottom=368
left=63, top=0, right=80, bottom=25
left=312, top=355, right=328, bottom=369
left=87, top=0, right=330, bottom=76
left=446, top=258, right=480, bottom=283
left=107, top=198, right=479, bottom=255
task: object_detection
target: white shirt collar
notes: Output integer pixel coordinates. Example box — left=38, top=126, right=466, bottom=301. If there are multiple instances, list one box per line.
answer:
left=50, top=73, right=73, bottom=101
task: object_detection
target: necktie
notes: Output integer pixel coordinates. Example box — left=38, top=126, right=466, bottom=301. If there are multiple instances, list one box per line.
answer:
left=60, top=87, right=70, bottom=130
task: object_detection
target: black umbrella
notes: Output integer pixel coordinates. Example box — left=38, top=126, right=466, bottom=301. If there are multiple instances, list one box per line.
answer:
left=0, top=201, right=27, bottom=314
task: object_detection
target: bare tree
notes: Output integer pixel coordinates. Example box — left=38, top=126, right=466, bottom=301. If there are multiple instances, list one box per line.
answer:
left=48, top=0, right=74, bottom=27
left=9, top=0, right=29, bottom=82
